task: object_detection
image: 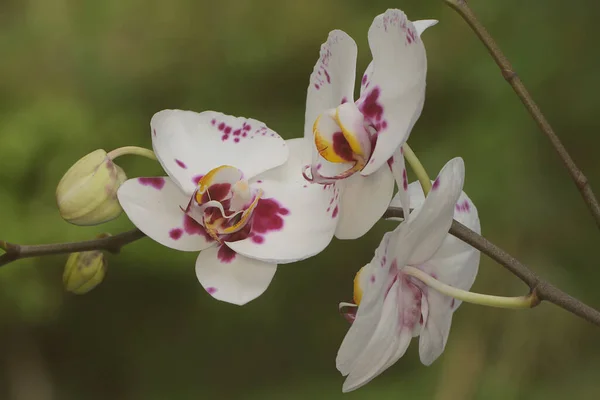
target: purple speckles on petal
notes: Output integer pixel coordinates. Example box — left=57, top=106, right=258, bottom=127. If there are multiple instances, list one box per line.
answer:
left=332, top=206, right=339, bottom=218
left=402, top=168, right=408, bottom=191
left=224, top=126, right=232, bottom=134
left=370, top=274, right=375, bottom=283
left=211, top=119, right=216, bottom=126
left=192, top=175, right=204, bottom=185
left=251, top=235, right=264, bottom=244
left=324, top=69, right=331, bottom=83
left=250, top=198, right=289, bottom=239
left=217, top=245, right=236, bottom=263
left=175, top=159, right=187, bottom=169
left=359, top=87, right=384, bottom=122
left=218, top=122, right=225, bottom=131
left=206, top=286, right=218, bottom=295
left=234, top=137, right=240, bottom=143
left=152, top=129, right=157, bottom=136
left=314, top=83, right=320, bottom=90
left=432, top=178, right=440, bottom=190
left=361, top=74, right=368, bottom=85
left=455, top=199, right=471, bottom=213
left=138, top=177, right=165, bottom=190
left=183, top=215, right=212, bottom=241
left=169, top=228, right=183, bottom=240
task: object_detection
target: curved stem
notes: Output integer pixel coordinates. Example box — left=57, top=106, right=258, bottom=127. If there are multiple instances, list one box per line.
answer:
left=402, top=143, right=432, bottom=195
left=107, top=146, right=157, bottom=161
left=384, top=206, right=600, bottom=327
left=443, top=0, right=600, bottom=230
left=403, top=266, right=536, bottom=309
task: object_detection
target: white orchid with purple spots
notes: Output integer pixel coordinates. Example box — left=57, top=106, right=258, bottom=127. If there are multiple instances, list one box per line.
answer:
left=336, top=157, right=481, bottom=392
left=117, top=110, right=340, bottom=305
left=303, top=9, right=438, bottom=240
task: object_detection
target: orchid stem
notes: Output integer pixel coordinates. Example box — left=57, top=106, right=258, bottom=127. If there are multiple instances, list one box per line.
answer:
left=402, top=143, right=432, bottom=195
left=107, top=146, right=157, bottom=161
left=403, top=266, right=537, bottom=309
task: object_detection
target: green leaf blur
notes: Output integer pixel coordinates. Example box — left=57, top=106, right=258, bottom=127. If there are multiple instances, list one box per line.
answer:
left=0, top=0, right=599, bottom=398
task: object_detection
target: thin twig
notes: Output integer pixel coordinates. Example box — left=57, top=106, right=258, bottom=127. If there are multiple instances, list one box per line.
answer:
left=0, top=229, right=146, bottom=267
left=385, top=206, right=600, bottom=327
left=1, top=210, right=599, bottom=327
left=443, top=0, right=600, bottom=229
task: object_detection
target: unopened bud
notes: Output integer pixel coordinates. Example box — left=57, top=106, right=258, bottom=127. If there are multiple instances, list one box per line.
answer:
left=63, top=250, right=107, bottom=294
left=56, top=149, right=126, bottom=225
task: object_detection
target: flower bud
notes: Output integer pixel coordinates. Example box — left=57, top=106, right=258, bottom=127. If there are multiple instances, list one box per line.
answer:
left=63, top=250, right=107, bottom=294
left=56, top=149, right=127, bottom=225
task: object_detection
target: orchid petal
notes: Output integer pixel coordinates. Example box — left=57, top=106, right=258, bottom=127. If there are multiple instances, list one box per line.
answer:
left=418, top=290, right=454, bottom=365
left=117, top=177, right=214, bottom=251
left=225, top=179, right=339, bottom=263
left=151, top=110, right=288, bottom=195
left=195, top=245, right=277, bottom=305
left=305, top=30, right=357, bottom=141
left=341, top=280, right=409, bottom=393
left=413, top=19, right=439, bottom=36
left=334, top=166, right=394, bottom=240
left=225, top=138, right=338, bottom=263
left=404, top=158, right=465, bottom=265
left=359, top=9, right=431, bottom=175
left=337, top=232, right=396, bottom=375
left=388, top=148, right=410, bottom=220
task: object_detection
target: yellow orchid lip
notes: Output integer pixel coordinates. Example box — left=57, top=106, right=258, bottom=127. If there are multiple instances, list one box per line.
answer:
left=335, top=107, right=367, bottom=158
left=353, top=266, right=366, bottom=306
left=309, top=104, right=372, bottom=184
left=189, top=165, right=262, bottom=243
left=220, top=189, right=263, bottom=235
left=195, top=165, right=239, bottom=203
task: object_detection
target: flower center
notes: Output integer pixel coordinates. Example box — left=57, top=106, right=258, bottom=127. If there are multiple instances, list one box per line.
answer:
left=307, top=102, right=373, bottom=183
left=186, top=165, right=262, bottom=243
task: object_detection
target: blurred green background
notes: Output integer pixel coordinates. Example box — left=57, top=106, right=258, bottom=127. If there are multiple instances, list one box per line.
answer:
left=1, top=0, right=600, bottom=399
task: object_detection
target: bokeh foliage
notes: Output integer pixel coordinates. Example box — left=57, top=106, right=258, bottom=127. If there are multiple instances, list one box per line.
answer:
left=1, top=0, right=600, bottom=399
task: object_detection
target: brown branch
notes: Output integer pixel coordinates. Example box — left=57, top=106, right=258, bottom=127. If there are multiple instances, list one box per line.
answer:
left=443, top=0, right=600, bottom=229
left=0, top=229, right=146, bottom=267
left=385, top=207, right=600, bottom=327
left=2, top=209, right=599, bottom=327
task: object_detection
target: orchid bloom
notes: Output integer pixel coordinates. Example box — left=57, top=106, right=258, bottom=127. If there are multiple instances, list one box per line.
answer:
left=303, top=9, right=437, bottom=239
left=117, top=110, right=339, bottom=305
left=336, top=157, right=481, bottom=392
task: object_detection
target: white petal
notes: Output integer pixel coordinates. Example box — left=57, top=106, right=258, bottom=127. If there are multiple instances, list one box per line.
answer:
left=151, top=110, right=288, bottom=195
left=359, top=9, right=430, bottom=175
left=404, top=158, right=465, bottom=265
left=225, top=138, right=338, bottom=263
left=117, top=177, right=214, bottom=251
left=304, top=30, right=357, bottom=141
left=337, top=232, right=395, bottom=375
left=335, top=166, right=394, bottom=240
left=388, top=148, right=410, bottom=221
left=341, top=280, right=409, bottom=392
left=225, top=180, right=339, bottom=264
left=195, top=245, right=277, bottom=305
left=418, top=290, right=453, bottom=365
left=358, top=20, right=436, bottom=99
left=413, top=19, right=439, bottom=36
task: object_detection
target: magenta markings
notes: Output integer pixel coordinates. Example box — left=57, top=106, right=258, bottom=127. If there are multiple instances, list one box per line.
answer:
left=175, top=159, right=187, bottom=169
left=332, top=206, right=339, bottom=218
left=206, top=286, right=218, bottom=294
left=169, top=228, right=183, bottom=240
left=192, top=175, right=204, bottom=185
left=217, top=244, right=236, bottom=263
left=432, top=178, right=440, bottom=190
left=138, top=177, right=165, bottom=190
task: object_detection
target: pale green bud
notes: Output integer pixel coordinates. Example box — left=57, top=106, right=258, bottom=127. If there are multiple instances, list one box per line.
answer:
left=56, top=149, right=127, bottom=225
left=63, top=250, right=107, bottom=294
